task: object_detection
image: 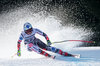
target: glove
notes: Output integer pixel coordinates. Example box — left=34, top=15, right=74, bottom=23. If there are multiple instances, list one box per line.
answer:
left=17, top=50, right=21, bottom=57
left=47, top=40, right=52, bottom=46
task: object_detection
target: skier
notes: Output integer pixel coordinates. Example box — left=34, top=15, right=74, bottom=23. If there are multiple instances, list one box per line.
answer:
left=17, top=22, right=80, bottom=59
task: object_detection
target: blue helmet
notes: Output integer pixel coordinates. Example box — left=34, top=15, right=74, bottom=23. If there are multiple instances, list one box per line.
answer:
left=24, top=22, right=32, bottom=31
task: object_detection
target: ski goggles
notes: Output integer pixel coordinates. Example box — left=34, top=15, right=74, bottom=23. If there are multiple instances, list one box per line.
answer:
left=25, top=28, right=33, bottom=34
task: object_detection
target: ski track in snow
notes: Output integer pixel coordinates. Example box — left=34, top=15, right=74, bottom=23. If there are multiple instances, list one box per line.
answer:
left=0, top=47, right=100, bottom=66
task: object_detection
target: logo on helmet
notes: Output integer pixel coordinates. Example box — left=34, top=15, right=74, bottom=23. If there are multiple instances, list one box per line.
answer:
left=24, top=22, right=32, bottom=31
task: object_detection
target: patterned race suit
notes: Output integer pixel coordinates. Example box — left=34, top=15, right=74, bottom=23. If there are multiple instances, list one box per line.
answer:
left=17, top=28, right=72, bottom=58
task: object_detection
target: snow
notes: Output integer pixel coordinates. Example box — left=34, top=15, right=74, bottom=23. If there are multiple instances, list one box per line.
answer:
left=0, top=4, right=99, bottom=66
left=0, top=47, right=100, bottom=66
left=71, top=47, right=100, bottom=59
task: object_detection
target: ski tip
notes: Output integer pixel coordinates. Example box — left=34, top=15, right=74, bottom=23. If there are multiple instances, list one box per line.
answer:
left=51, top=56, right=56, bottom=59
left=73, top=54, right=80, bottom=58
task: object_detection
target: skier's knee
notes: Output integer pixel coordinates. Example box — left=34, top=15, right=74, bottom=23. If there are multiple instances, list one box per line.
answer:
left=27, top=43, right=33, bottom=51
left=28, top=43, right=33, bottom=47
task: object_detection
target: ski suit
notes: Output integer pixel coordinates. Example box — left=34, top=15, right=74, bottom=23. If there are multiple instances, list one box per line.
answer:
left=17, top=28, right=70, bottom=58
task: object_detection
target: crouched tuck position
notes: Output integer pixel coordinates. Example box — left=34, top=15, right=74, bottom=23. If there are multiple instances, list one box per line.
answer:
left=17, top=22, right=76, bottom=59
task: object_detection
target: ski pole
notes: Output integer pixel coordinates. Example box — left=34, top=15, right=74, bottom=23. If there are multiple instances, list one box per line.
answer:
left=52, top=40, right=95, bottom=44
left=11, top=53, right=17, bottom=58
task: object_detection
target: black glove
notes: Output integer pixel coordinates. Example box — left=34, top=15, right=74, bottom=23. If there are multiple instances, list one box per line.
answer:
left=47, top=40, right=52, bottom=46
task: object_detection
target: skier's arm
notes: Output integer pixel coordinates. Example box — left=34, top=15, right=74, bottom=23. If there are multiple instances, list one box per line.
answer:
left=35, top=28, right=51, bottom=46
left=43, top=33, right=51, bottom=46
left=17, top=33, right=23, bottom=57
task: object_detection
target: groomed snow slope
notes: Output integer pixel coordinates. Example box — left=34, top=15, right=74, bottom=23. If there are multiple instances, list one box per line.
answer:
left=0, top=47, right=100, bottom=66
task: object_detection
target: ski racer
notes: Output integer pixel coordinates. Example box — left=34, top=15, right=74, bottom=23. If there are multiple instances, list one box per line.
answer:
left=17, top=22, right=79, bottom=59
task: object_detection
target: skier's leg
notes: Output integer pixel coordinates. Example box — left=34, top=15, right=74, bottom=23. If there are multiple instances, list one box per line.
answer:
left=34, top=38, right=48, bottom=50
left=33, top=39, right=73, bottom=57
left=27, top=43, right=55, bottom=59
left=46, top=46, right=74, bottom=57
left=39, top=49, right=56, bottom=59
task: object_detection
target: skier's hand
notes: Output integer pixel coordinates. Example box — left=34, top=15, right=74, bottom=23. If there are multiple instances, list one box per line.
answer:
left=47, top=40, right=52, bottom=46
left=17, top=50, right=21, bottom=57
